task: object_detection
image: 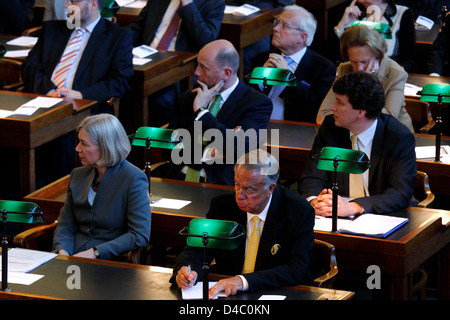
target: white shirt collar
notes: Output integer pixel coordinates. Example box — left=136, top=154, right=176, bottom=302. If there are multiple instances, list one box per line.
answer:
left=284, top=47, right=307, bottom=67
left=351, top=118, right=378, bottom=149
left=246, top=193, right=272, bottom=226
left=218, top=77, right=239, bottom=103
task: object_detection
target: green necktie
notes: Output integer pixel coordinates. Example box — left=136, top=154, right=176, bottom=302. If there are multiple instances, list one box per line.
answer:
left=209, top=94, right=223, bottom=117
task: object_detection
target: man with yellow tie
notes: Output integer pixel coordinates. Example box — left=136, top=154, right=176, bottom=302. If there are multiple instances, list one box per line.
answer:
left=170, top=149, right=314, bottom=299
left=299, top=71, right=417, bottom=217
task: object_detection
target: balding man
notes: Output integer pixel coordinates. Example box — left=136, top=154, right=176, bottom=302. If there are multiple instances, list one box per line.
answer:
left=252, top=5, right=336, bottom=122
left=167, top=40, right=273, bottom=185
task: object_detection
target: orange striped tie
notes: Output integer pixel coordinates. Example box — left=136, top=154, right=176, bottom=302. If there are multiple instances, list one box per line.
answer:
left=52, top=28, right=86, bottom=89
left=242, top=216, right=261, bottom=274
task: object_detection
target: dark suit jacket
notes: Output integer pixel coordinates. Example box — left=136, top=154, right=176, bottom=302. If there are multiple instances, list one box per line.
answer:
left=252, top=48, right=336, bottom=123
left=299, top=114, right=417, bottom=213
left=22, top=19, right=134, bottom=114
left=170, top=185, right=315, bottom=291
left=168, top=79, right=273, bottom=185
left=53, top=160, right=151, bottom=260
left=126, top=0, right=225, bottom=52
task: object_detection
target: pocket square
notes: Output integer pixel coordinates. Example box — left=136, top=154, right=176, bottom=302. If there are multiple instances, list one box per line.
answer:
left=271, top=244, right=281, bottom=255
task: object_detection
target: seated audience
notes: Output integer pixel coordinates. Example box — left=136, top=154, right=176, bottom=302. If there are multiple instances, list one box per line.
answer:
left=316, top=24, right=414, bottom=133
left=300, top=71, right=417, bottom=217
left=251, top=5, right=336, bottom=122
left=53, top=114, right=151, bottom=260
left=427, top=12, right=450, bottom=76
left=334, top=0, right=416, bottom=72
left=170, top=149, right=314, bottom=299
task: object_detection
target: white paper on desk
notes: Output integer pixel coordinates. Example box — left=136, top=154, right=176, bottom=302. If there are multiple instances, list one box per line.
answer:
left=4, top=49, right=30, bottom=58
left=338, top=214, right=408, bottom=238
left=6, top=36, right=38, bottom=47
left=0, top=248, right=57, bottom=273
left=21, top=97, right=64, bottom=109
left=0, top=272, right=44, bottom=285
left=13, top=105, right=39, bottom=116
left=415, top=145, right=450, bottom=159
left=0, top=110, right=13, bottom=118
left=182, top=281, right=226, bottom=300
left=259, top=295, right=286, bottom=300
left=313, top=216, right=352, bottom=232
left=115, top=0, right=135, bottom=6
left=133, top=57, right=152, bottom=65
left=123, top=0, right=146, bottom=8
left=416, top=15, right=434, bottom=30
left=231, top=4, right=260, bottom=16
left=404, top=83, right=422, bottom=97
left=133, top=44, right=158, bottom=58
left=151, top=198, right=191, bottom=209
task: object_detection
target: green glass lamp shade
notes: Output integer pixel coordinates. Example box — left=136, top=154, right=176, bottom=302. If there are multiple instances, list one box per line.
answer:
left=0, top=43, right=6, bottom=60
left=247, top=67, right=297, bottom=86
left=0, top=200, right=43, bottom=224
left=419, top=84, right=450, bottom=104
left=101, top=0, right=120, bottom=18
left=316, top=147, right=370, bottom=174
left=351, top=21, right=392, bottom=39
left=181, top=219, right=245, bottom=250
left=131, top=127, right=183, bottom=150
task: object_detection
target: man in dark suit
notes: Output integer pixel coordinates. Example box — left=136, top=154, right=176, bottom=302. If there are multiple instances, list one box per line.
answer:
left=251, top=5, right=336, bottom=122
left=125, top=0, right=225, bottom=127
left=167, top=39, right=273, bottom=186
left=22, top=0, right=133, bottom=114
left=170, top=150, right=314, bottom=298
left=21, top=0, right=134, bottom=186
left=299, top=71, right=417, bottom=216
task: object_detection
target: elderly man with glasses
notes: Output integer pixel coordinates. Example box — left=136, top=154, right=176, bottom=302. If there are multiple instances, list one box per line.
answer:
left=250, top=5, right=336, bottom=123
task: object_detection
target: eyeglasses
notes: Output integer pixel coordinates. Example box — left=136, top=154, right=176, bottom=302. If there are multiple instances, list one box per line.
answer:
left=273, top=17, right=304, bottom=32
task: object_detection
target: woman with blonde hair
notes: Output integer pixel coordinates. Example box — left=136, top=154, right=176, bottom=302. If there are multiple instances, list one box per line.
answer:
left=316, top=24, right=413, bottom=133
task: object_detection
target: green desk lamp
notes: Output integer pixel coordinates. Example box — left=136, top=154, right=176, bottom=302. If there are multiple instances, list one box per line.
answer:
left=1, top=200, right=43, bottom=292
left=101, top=0, right=120, bottom=19
left=418, top=84, right=450, bottom=162
left=179, top=218, right=245, bottom=300
left=351, top=21, right=392, bottom=39
left=313, top=147, right=370, bottom=232
left=246, top=67, right=296, bottom=91
left=130, top=127, right=183, bottom=198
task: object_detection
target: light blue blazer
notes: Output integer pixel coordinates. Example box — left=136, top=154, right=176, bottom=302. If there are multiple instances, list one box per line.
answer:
left=53, top=160, right=151, bottom=260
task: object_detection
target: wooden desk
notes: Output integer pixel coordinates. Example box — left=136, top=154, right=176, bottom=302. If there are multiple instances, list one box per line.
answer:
left=23, top=176, right=449, bottom=300
left=0, top=91, right=95, bottom=196
left=219, top=10, right=274, bottom=78
left=131, top=51, right=196, bottom=127
left=0, top=255, right=354, bottom=300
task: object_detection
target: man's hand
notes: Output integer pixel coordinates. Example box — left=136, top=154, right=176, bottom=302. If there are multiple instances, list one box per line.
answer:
left=73, top=248, right=96, bottom=259
left=176, top=266, right=198, bottom=289
left=311, top=188, right=363, bottom=217
left=209, top=276, right=243, bottom=299
left=58, top=88, right=83, bottom=100
left=263, top=53, right=289, bottom=69
left=192, top=80, right=224, bottom=113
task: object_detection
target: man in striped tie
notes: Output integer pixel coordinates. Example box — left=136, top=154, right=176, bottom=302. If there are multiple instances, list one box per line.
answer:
left=170, top=149, right=315, bottom=299
left=23, top=0, right=134, bottom=114
left=21, top=0, right=134, bottom=185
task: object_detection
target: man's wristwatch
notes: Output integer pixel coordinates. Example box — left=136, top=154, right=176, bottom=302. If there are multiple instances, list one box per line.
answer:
left=93, top=247, right=100, bottom=259
left=194, top=107, right=206, bottom=117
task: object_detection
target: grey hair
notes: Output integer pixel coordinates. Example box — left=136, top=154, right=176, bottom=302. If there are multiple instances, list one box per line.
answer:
left=235, top=149, right=279, bottom=186
left=77, top=113, right=131, bottom=167
left=284, top=5, right=317, bottom=47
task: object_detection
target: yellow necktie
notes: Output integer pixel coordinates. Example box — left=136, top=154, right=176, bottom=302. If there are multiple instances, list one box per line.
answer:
left=242, top=216, right=261, bottom=274
left=349, top=135, right=365, bottom=198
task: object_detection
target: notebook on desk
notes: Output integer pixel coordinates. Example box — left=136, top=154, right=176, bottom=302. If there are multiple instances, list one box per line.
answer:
left=338, top=214, right=409, bottom=238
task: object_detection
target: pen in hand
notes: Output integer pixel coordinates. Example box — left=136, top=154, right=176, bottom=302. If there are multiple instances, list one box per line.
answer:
left=186, top=265, right=191, bottom=285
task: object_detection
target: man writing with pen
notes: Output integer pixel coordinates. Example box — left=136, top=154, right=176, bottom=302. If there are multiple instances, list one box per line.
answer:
left=169, top=149, right=315, bottom=299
